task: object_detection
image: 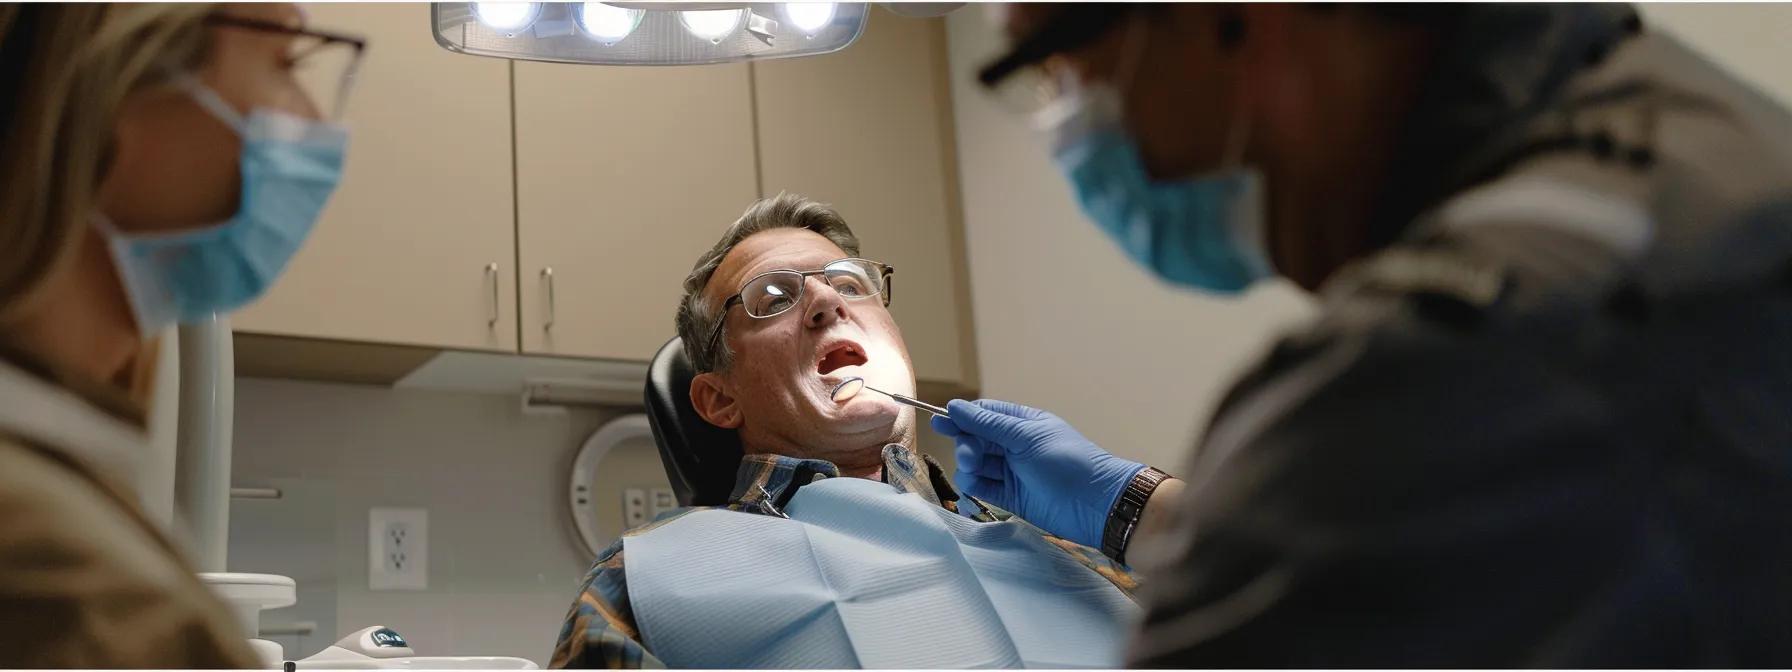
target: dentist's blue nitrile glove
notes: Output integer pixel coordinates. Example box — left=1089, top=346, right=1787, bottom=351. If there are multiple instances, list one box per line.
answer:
left=931, top=399, right=1146, bottom=549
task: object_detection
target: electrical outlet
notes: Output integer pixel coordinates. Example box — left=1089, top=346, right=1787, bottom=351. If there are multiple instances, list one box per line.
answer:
left=369, top=508, right=427, bottom=591
left=385, top=525, right=411, bottom=573
left=622, top=488, right=648, bottom=528
left=649, top=488, right=676, bottom=519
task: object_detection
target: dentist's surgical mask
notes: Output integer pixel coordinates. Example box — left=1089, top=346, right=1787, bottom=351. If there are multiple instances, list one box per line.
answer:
left=97, top=74, right=349, bottom=337
left=1031, top=17, right=1273, bottom=294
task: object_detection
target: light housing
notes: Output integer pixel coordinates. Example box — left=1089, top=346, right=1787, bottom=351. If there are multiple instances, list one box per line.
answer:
left=432, top=2, right=871, bottom=66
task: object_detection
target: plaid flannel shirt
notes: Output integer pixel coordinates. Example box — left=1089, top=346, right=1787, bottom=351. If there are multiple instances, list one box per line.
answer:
left=548, top=445, right=1139, bottom=668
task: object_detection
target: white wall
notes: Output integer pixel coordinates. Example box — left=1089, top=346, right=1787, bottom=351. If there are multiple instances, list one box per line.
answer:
left=227, top=376, right=958, bottom=665
left=1642, top=3, right=1792, bottom=109
left=227, top=378, right=649, bottom=665
left=944, top=9, right=1315, bottom=473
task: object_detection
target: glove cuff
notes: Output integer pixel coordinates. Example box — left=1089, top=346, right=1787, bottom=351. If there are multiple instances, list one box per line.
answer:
left=1100, top=466, right=1169, bottom=564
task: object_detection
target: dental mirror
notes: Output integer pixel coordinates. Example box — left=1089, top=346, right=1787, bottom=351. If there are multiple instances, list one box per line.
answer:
left=830, top=377, right=950, bottom=418
left=831, top=377, right=865, bottom=402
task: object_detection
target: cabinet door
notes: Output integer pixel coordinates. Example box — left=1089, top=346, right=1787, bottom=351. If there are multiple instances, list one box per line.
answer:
left=233, top=3, right=517, bottom=352
left=753, top=13, right=969, bottom=384
left=514, top=62, right=759, bottom=360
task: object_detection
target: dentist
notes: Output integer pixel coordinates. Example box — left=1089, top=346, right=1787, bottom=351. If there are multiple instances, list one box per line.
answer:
left=936, top=4, right=1792, bottom=666
left=0, top=4, right=358, bottom=665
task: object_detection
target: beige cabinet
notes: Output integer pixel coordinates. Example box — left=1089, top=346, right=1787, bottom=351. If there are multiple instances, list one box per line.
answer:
left=238, top=7, right=974, bottom=393
left=234, top=3, right=518, bottom=352
left=512, top=62, right=759, bottom=361
left=752, top=13, right=972, bottom=385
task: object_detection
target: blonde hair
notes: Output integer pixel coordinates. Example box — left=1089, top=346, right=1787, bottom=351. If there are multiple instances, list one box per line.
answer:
left=0, top=4, right=212, bottom=324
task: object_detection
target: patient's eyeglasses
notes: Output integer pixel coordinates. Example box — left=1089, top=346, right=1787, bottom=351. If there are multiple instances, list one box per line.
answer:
left=706, top=258, right=895, bottom=356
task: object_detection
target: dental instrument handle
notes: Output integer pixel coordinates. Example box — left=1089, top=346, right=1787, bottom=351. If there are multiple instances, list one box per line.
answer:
left=895, top=394, right=951, bottom=418
left=870, top=385, right=950, bottom=418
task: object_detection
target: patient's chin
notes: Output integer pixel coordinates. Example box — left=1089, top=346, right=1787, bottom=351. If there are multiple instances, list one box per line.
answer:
left=827, top=396, right=900, bottom=435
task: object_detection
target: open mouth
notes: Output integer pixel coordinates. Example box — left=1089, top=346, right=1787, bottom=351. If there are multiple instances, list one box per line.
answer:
left=816, top=340, right=869, bottom=375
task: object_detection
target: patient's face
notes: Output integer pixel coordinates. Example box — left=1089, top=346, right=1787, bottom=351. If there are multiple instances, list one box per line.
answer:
left=691, top=229, right=917, bottom=474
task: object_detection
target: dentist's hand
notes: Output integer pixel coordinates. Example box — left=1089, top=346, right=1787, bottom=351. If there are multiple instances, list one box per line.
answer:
left=932, top=399, right=1145, bottom=549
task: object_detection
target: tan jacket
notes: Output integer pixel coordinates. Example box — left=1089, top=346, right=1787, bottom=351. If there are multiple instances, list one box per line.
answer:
left=0, top=347, right=257, bottom=668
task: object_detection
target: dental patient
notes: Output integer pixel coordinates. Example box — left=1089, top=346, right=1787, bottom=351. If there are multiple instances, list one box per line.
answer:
left=549, top=194, right=1138, bottom=669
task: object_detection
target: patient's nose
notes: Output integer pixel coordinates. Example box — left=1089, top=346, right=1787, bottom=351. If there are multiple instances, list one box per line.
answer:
left=804, top=276, right=849, bottom=329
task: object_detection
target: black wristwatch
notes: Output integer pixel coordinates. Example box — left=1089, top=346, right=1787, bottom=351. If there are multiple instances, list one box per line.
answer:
left=1101, top=467, right=1171, bottom=564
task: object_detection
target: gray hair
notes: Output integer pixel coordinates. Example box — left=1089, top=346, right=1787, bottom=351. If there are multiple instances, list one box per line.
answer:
left=677, top=193, right=861, bottom=373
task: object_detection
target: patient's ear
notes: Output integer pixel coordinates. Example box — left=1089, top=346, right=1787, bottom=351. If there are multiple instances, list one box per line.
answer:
left=689, top=372, right=744, bottom=429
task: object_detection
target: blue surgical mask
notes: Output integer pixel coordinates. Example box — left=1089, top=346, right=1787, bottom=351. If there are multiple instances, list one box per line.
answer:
left=1046, top=85, right=1272, bottom=293
left=97, top=75, right=348, bottom=337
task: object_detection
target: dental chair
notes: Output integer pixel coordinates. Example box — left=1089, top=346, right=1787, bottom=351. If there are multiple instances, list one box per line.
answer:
left=645, top=337, right=743, bottom=506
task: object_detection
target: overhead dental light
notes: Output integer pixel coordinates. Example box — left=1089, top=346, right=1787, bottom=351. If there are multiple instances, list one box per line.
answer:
left=578, top=2, right=644, bottom=43
left=432, top=3, right=891, bottom=66
left=784, top=3, right=838, bottom=37
left=679, top=8, right=746, bottom=42
left=472, top=2, right=541, bottom=34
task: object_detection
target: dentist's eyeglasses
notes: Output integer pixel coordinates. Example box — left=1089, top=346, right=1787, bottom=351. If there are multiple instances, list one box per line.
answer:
left=976, top=5, right=1145, bottom=118
left=205, top=14, right=368, bottom=122
left=706, top=258, right=895, bottom=355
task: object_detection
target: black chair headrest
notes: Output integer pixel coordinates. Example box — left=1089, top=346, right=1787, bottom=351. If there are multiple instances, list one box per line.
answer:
left=644, top=337, right=743, bottom=506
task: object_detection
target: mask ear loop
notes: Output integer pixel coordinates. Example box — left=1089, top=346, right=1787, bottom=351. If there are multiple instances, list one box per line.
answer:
left=88, top=210, right=122, bottom=237
left=1219, top=97, right=1253, bottom=170
left=332, top=51, right=363, bottom=123
left=1216, top=12, right=1253, bottom=171
left=1108, top=14, right=1151, bottom=109
left=1115, top=11, right=1254, bottom=173
left=1212, top=15, right=1275, bottom=278
left=168, top=72, right=248, bottom=135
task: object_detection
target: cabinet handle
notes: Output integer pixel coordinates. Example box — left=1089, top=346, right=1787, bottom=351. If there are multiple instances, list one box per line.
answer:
left=542, top=267, right=556, bottom=331
left=485, top=263, right=499, bottom=328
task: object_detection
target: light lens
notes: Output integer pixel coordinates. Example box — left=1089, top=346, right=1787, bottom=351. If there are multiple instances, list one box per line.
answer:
left=679, top=8, right=745, bottom=42
left=474, top=2, right=540, bottom=32
left=435, top=1, right=872, bottom=65
left=578, top=2, right=643, bottom=43
left=784, top=3, right=838, bottom=35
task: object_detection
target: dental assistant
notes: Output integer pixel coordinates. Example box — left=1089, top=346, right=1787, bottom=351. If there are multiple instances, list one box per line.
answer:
left=0, top=4, right=357, bottom=665
left=935, top=4, right=1792, bottom=666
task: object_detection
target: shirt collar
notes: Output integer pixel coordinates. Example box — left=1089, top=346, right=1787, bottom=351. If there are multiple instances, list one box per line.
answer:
left=0, top=345, right=147, bottom=487
left=730, top=445, right=973, bottom=516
